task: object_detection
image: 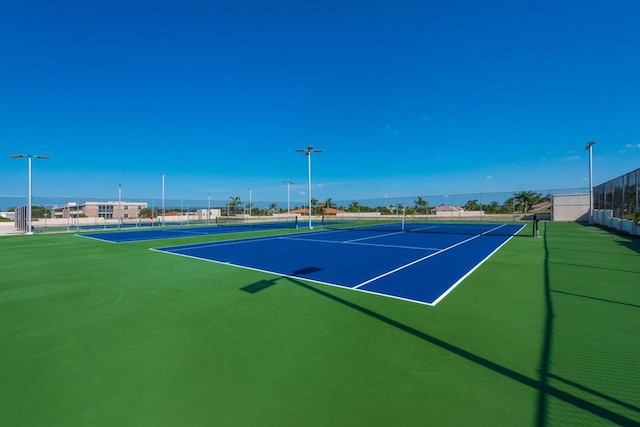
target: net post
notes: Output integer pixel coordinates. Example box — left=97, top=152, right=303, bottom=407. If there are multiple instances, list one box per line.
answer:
left=401, top=206, right=406, bottom=231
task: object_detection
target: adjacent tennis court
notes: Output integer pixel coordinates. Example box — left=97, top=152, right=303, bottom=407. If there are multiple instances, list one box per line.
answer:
left=78, top=219, right=297, bottom=243
left=153, top=222, right=525, bottom=305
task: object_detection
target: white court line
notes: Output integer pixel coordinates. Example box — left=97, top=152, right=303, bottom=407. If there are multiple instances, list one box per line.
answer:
left=152, top=246, right=439, bottom=306
left=153, top=235, right=281, bottom=252
left=352, top=234, right=483, bottom=289
left=76, top=234, right=119, bottom=243
left=350, top=241, right=441, bottom=251
left=152, top=222, right=524, bottom=306
left=163, top=229, right=211, bottom=235
left=407, top=225, right=439, bottom=232
left=278, top=236, right=354, bottom=244
left=344, top=231, right=406, bottom=243
left=278, top=235, right=439, bottom=251
left=151, top=248, right=342, bottom=287
left=429, top=232, right=520, bottom=305
left=352, top=223, right=512, bottom=290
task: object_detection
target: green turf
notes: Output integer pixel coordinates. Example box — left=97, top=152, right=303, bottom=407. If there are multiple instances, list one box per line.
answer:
left=1, top=222, right=638, bottom=426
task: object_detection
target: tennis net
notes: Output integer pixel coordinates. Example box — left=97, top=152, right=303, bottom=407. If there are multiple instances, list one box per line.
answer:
left=321, top=217, right=528, bottom=237
left=215, top=216, right=298, bottom=229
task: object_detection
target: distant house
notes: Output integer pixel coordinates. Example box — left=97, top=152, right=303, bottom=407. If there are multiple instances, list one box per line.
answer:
left=435, top=205, right=463, bottom=214
left=286, top=208, right=309, bottom=215
left=433, top=205, right=485, bottom=218
left=51, top=201, right=147, bottom=219
left=285, top=207, right=346, bottom=215
left=321, top=207, right=346, bottom=215
left=530, top=201, right=551, bottom=213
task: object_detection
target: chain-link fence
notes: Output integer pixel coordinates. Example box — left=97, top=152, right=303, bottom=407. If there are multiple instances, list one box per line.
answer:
left=1, top=188, right=589, bottom=216
left=1, top=187, right=588, bottom=234
left=594, top=168, right=639, bottom=221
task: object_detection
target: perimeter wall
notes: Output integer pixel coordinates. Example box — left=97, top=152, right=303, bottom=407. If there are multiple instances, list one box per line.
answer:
left=551, top=194, right=589, bottom=222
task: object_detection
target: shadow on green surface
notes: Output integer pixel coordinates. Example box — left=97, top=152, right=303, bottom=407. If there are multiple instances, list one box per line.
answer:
left=547, top=260, right=640, bottom=276
left=535, top=221, right=554, bottom=426
left=535, top=222, right=639, bottom=426
left=241, top=280, right=278, bottom=294
left=548, top=373, right=640, bottom=413
left=579, top=222, right=640, bottom=256
left=550, top=289, right=640, bottom=309
left=239, top=257, right=638, bottom=425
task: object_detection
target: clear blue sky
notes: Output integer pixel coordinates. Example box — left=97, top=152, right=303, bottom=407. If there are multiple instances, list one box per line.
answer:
left=1, top=0, right=639, bottom=206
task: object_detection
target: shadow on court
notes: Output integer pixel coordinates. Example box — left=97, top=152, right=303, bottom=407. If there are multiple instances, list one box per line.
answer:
left=549, top=290, right=640, bottom=309
left=579, top=221, right=640, bottom=257
left=238, top=226, right=638, bottom=425
left=536, top=222, right=640, bottom=425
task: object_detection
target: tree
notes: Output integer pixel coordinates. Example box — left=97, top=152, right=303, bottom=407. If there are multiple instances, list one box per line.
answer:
left=228, top=196, right=242, bottom=215
left=324, top=198, right=335, bottom=209
left=347, top=201, right=360, bottom=212
left=414, top=196, right=428, bottom=214
left=502, top=197, right=515, bottom=213
left=31, top=205, right=49, bottom=219
left=464, top=199, right=481, bottom=211
left=514, top=191, right=541, bottom=213
left=484, top=201, right=500, bottom=214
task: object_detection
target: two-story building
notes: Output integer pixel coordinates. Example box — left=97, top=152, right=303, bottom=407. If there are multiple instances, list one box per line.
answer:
left=51, top=201, right=148, bottom=220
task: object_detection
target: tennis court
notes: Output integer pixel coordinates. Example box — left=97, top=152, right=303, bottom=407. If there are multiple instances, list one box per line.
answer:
left=153, top=222, right=525, bottom=305
left=78, top=219, right=297, bottom=243
left=2, top=221, right=639, bottom=426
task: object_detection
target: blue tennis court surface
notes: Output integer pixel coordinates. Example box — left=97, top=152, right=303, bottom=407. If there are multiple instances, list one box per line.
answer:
left=78, top=222, right=295, bottom=243
left=152, top=223, right=526, bottom=306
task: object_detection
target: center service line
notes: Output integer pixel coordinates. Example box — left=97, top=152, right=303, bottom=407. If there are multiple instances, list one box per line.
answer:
left=352, top=233, right=483, bottom=289
left=353, top=223, right=514, bottom=289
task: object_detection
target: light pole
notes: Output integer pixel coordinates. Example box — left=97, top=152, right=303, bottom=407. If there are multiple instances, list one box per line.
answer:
left=585, top=141, right=595, bottom=224
left=67, top=202, right=75, bottom=231
left=207, top=192, right=211, bottom=224
left=118, top=183, right=122, bottom=229
left=296, top=145, right=322, bottom=229
left=248, top=188, right=252, bottom=217
left=283, top=181, right=294, bottom=213
left=9, top=154, right=50, bottom=235
left=161, top=172, right=165, bottom=226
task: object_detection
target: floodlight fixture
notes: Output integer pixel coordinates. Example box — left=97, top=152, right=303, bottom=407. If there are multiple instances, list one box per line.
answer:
left=161, top=173, right=165, bottom=226
left=584, top=141, right=595, bottom=224
left=283, top=181, right=294, bottom=213
left=296, top=145, right=322, bottom=229
left=118, top=183, right=122, bottom=229
left=9, top=153, right=50, bottom=234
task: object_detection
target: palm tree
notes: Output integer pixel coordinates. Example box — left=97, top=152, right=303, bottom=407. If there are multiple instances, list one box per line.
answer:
left=464, top=199, right=481, bottom=211
left=485, top=201, right=500, bottom=214
left=502, top=197, right=516, bottom=213
left=414, top=196, right=428, bottom=214
left=310, top=198, right=319, bottom=215
left=228, top=196, right=242, bottom=215
left=514, top=191, right=540, bottom=213
left=347, top=201, right=360, bottom=212
left=324, top=198, right=335, bottom=209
